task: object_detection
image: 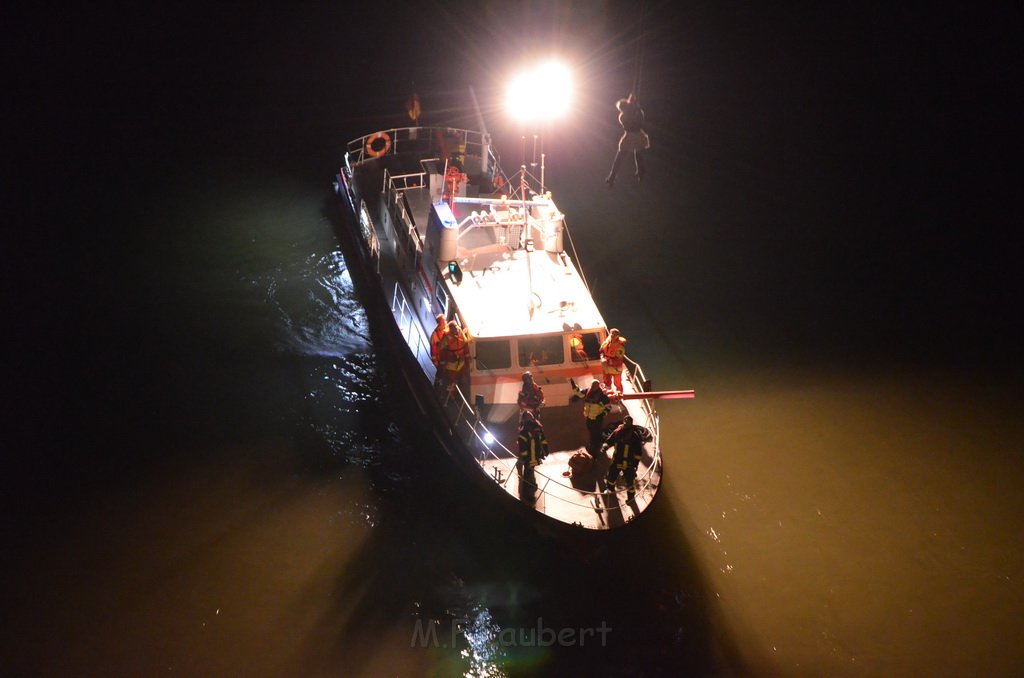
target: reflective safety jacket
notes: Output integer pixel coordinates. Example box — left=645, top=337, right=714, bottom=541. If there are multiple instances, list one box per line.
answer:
left=440, top=329, right=468, bottom=371
left=517, top=424, right=550, bottom=467
left=517, top=382, right=545, bottom=411
left=572, top=382, right=610, bottom=420
left=600, top=336, right=627, bottom=371
left=429, top=323, right=448, bottom=366
left=570, top=335, right=587, bottom=361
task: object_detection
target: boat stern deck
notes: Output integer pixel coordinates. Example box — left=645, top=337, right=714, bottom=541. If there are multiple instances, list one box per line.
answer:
left=470, top=402, right=661, bottom=530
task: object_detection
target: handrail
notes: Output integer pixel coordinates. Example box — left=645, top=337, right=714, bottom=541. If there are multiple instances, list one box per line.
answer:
left=619, top=365, right=661, bottom=492
left=347, top=126, right=500, bottom=177
left=391, top=282, right=429, bottom=361
left=444, top=378, right=662, bottom=514
left=385, top=177, right=426, bottom=257
left=387, top=170, right=428, bottom=196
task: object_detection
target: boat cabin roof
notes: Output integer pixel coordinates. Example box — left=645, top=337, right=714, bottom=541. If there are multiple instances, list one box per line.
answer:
left=439, top=196, right=606, bottom=340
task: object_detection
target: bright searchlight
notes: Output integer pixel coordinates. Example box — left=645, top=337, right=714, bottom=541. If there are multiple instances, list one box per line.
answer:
left=506, top=59, right=573, bottom=121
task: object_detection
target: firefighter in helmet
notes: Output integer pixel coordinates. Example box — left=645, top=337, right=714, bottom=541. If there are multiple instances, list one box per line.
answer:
left=517, top=371, right=546, bottom=420
left=571, top=378, right=611, bottom=458
left=602, top=415, right=652, bottom=498
left=516, top=410, right=550, bottom=490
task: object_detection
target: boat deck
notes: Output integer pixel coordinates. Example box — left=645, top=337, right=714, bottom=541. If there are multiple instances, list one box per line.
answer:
left=468, top=401, right=659, bottom=530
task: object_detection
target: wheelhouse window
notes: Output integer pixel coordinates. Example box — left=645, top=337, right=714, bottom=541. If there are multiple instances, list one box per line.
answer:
left=475, top=339, right=512, bottom=370
left=434, top=285, right=449, bottom=318
left=571, top=331, right=602, bottom=362
left=518, top=335, right=564, bottom=367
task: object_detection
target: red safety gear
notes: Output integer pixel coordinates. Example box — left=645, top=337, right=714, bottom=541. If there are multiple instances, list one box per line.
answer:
left=429, top=316, right=448, bottom=367
left=600, top=332, right=627, bottom=392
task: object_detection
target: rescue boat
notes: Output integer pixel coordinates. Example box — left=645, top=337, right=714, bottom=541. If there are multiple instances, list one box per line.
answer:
left=333, top=126, right=690, bottom=531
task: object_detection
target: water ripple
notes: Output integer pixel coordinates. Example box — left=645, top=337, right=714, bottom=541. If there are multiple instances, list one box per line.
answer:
left=267, top=250, right=370, bottom=357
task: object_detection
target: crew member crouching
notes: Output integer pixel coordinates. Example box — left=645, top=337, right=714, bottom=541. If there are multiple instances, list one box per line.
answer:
left=602, top=415, right=652, bottom=498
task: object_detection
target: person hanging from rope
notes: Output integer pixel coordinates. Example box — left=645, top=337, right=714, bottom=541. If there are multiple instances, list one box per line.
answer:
left=604, top=93, right=650, bottom=188
left=602, top=415, right=653, bottom=499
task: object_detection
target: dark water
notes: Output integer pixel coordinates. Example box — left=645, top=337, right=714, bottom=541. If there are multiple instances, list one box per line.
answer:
left=6, top=4, right=1022, bottom=676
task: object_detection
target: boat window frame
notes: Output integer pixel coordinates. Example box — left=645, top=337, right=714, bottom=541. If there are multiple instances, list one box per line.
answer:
left=434, top=282, right=449, bottom=319
left=570, top=330, right=602, bottom=362
left=474, top=338, right=512, bottom=371
left=517, top=334, right=565, bottom=368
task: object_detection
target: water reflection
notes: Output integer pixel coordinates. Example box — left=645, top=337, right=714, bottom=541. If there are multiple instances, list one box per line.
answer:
left=658, top=365, right=1024, bottom=675
left=269, top=250, right=370, bottom=358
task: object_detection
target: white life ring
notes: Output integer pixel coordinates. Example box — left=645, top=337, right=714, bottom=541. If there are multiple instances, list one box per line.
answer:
left=365, top=131, right=391, bottom=158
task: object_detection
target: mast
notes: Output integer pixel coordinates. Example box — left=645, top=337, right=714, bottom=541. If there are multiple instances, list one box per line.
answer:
left=520, top=164, right=537, bottom=319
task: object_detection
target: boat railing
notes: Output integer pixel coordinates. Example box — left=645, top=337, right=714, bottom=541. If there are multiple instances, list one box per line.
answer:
left=384, top=171, right=426, bottom=256
left=620, top=364, right=662, bottom=494
left=383, top=169, right=428, bottom=203
left=495, top=163, right=541, bottom=203
left=623, top=358, right=660, bottom=444
left=451, top=196, right=555, bottom=254
left=459, top=166, right=557, bottom=246
left=348, top=127, right=500, bottom=178
left=444, top=381, right=661, bottom=518
left=391, top=282, right=429, bottom=361
left=445, top=388, right=516, bottom=467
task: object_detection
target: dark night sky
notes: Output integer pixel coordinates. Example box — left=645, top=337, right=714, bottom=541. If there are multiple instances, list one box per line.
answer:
left=5, top=1, right=1021, bottom=448
left=11, top=2, right=1019, bottom=344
